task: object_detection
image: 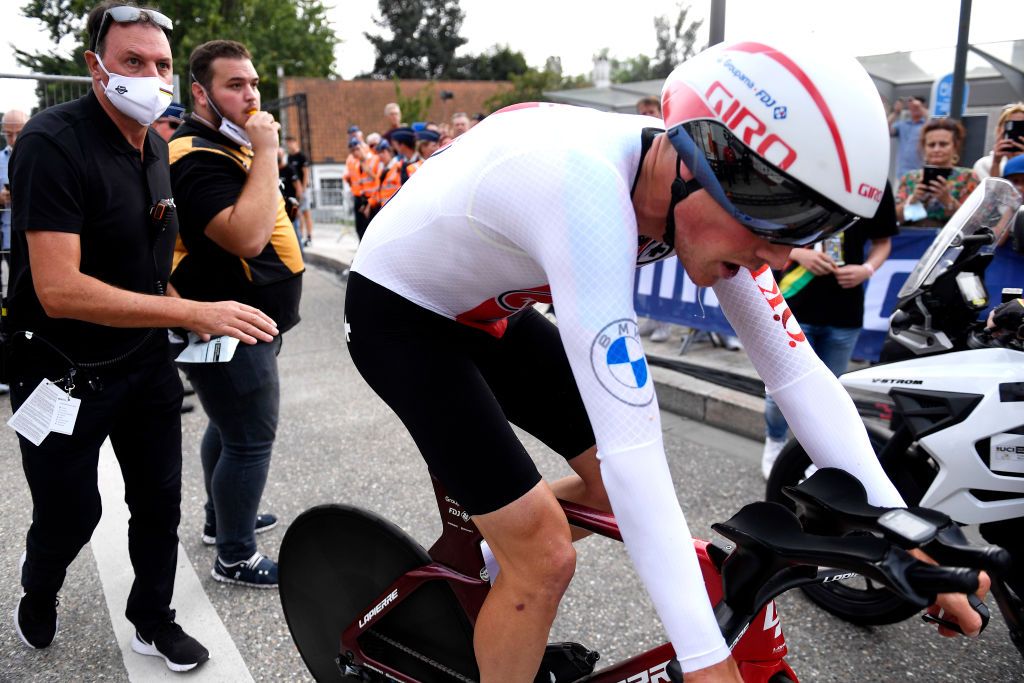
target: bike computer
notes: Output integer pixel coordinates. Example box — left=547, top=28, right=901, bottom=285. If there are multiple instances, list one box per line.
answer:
left=878, top=509, right=939, bottom=546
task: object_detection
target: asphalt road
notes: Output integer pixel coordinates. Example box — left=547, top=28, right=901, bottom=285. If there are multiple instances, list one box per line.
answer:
left=1, top=264, right=1020, bottom=681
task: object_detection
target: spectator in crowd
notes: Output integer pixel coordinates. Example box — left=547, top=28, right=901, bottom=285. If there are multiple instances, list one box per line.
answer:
left=451, top=111, right=471, bottom=137
left=345, top=137, right=381, bottom=239
left=415, top=128, right=440, bottom=165
left=151, top=101, right=184, bottom=142
left=0, top=108, right=26, bottom=395
left=1, top=110, right=27, bottom=260
left=389, top=127, right=419, bottom=167
left=383, top=102, right=403, bottom=135
left=278, top=147, right=303, bottom=245
left=973, top=102, right=1024, bottom=180
left=472, top=112, right=486, bottom=126
left=365, top=131, right=381, bottom=152
left=347, top=124, right=363, bottom=144
left=895, top=117, right=979, bottom=228
left=168, top=38, right=304, bottom=590
left=367, top=138, right=400, bottom=221
left=1004, top=153, right=1024, bottom=196
left=889, top=95, right=928, bottom=180
left=761, top=182, right=898, bottom=479
left=285, top=135, right=312, bottom=246
left=7, top=4, right=276, bottom=670
left=635, top=95, right=662, bottom=119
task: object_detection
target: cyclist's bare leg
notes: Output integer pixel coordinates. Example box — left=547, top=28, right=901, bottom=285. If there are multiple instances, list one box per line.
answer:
left=472, top=479, right=576, bottom=683
left=551, top=445, right=611, bottom=540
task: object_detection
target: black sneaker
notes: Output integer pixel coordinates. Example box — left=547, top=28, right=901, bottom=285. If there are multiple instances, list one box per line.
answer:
left=201, top=513, right=278, bottom=545
left=14, top=592, right=59, bottom=649
left=131, top=622, right=209, bottom=672
left=212, top=552, right=278, bottom=588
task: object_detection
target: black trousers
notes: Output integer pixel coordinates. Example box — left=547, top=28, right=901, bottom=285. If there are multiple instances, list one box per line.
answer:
left=354, top=195, right=370, bottom=240
left=11, top=350, right=184, bottom=632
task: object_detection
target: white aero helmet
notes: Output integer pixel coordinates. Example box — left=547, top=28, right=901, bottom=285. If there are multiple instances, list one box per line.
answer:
left=660, top=40, right=890, bottom=246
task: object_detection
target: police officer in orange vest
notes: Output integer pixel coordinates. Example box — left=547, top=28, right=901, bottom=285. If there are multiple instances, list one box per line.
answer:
left=345, top=136, right=380, bottom=240
left=367, top=138, right=401, bottom=220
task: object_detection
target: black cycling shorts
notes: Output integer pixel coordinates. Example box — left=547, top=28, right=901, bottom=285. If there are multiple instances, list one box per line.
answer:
left=344, top=272, right=596, bottom=515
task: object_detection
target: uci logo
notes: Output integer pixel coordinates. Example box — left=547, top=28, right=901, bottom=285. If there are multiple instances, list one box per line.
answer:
left=705, top=81, right=797, bottom=171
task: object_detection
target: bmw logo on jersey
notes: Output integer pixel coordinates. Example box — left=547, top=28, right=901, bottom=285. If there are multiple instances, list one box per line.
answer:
left=590, top=319, right=655, bottom=406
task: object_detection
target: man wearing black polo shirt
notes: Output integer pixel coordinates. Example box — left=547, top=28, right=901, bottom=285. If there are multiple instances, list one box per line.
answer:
left=761, top=182, right=898, bottom=479
left=168, top=39, right=304, bottom=589
left=5, top=2, right=278, bottom=672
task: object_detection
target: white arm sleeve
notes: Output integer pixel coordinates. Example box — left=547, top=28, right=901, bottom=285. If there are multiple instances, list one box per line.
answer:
left=487, top=151, right=730, bottom=672
left=713, top=267, right=905, bottom=508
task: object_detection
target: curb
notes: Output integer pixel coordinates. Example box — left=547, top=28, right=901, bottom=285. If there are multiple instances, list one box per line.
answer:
left=649, top=363, right=764, bottom=442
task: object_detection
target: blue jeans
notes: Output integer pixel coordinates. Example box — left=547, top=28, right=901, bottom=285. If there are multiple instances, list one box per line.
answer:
left=764, top=323, right=861, bottom=441
left=181, top=336, right=282, bottom=562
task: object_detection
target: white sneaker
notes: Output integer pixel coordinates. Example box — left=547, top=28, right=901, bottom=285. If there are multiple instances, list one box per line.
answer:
left=723, top=335, right=743, bottom=351
left=637, top=317, right=658, bottom=337
left=761, top=437, right=787, bottom=480
left=649, top=323, right=672, bottom=343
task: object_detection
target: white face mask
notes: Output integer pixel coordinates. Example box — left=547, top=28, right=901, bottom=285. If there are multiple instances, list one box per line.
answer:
left=197, top=84, right=252, bottom=148
left=96, top=55, right=173, bottom=126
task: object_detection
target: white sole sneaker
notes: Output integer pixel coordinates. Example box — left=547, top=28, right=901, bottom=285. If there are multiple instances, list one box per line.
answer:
left=201, top=516, right=279, bottom=546
left=210, top=567, right=278, bottom=589
left=13, top=600, right=59, bottom=650
left=130, top=633, right=204, bottom=672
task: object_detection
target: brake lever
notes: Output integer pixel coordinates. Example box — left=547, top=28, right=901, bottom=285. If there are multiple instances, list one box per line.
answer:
left=921, top=593, right=990, bottom=635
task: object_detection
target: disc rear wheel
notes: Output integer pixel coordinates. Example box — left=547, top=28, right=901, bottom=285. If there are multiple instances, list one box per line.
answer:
left=279, top=504, right=479, bottom=681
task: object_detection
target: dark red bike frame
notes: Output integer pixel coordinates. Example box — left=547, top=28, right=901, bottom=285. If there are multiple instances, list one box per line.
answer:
left=340, top=477, right=799, bottom=682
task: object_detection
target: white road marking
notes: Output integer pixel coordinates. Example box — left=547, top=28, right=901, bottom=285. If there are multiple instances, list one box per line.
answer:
left=93, top=439, right=254, bottom=681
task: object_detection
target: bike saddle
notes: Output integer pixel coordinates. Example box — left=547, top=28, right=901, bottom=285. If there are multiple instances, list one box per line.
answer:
left=713, top=501, right=932, bottom=614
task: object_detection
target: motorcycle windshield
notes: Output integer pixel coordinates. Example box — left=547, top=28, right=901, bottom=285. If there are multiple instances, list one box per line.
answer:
left=899, top=178, right=1022, bottom=299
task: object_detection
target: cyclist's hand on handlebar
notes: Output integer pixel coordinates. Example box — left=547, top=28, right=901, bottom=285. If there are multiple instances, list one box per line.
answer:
left=911, top=548, right=991, bottom=637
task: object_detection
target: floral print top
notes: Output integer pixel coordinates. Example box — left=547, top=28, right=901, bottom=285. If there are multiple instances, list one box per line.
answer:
left=897, top=166, right=979, bottom=225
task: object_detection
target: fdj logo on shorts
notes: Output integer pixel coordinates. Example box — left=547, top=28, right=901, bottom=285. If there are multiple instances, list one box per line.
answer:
left=590, top=320, right=654, bottom=406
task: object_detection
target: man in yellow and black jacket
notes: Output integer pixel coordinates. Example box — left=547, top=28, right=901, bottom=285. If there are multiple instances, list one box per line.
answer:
left=168, top=39, right=302, bottom=589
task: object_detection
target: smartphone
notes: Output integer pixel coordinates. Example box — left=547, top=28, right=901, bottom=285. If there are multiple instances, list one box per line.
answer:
left=1005, top=120, right=1024, bottom=145
left=922, top=165, right=952, bottom=186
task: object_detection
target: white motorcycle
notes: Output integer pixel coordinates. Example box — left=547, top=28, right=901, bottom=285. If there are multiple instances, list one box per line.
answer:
left=765, top=177, right=1024, bottom=653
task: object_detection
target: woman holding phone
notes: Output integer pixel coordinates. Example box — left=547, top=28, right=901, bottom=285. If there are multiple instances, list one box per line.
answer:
left=895, top=117, right=979, bottom=227
left=973, top=102, right=1024, bottom=180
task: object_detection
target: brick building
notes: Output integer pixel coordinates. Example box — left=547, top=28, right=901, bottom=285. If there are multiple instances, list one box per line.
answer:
left=279, top=77, right=511, bottom=213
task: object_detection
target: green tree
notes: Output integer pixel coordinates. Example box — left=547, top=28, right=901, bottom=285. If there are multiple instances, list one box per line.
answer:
left=363, top=0, right=467, bottom=80
left=446, top=44, right=528, bottom=81
left=610, top=54, right=655, bottom=83
left=484, top=58, right=589, bottom=112
left=651, top=1, right=704, bottom=79
left=392, top=77, right=433, bottom=122
left=16, top=0, right=338, bottom=108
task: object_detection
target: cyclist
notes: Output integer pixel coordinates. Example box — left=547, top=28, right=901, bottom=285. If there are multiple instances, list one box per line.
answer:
left=344, top=40, right=987, bottom=682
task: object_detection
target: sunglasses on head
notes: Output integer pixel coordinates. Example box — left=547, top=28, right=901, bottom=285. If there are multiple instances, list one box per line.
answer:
left=666, top=121, right=861, bottom=247
left=90, top=5, right=173, bottom=53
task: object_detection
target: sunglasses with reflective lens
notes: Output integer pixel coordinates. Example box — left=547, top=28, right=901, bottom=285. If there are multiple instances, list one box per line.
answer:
left=91, top=5, right=174, bottom=53
left=666, top=120, right=862, bottom=246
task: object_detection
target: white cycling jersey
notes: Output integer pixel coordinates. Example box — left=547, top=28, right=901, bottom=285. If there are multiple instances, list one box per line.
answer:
left=351, top=104, right=904, bottom=672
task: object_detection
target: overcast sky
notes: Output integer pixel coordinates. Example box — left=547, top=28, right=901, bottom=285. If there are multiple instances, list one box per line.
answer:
left=1, top=0, right=1019, bottom=113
